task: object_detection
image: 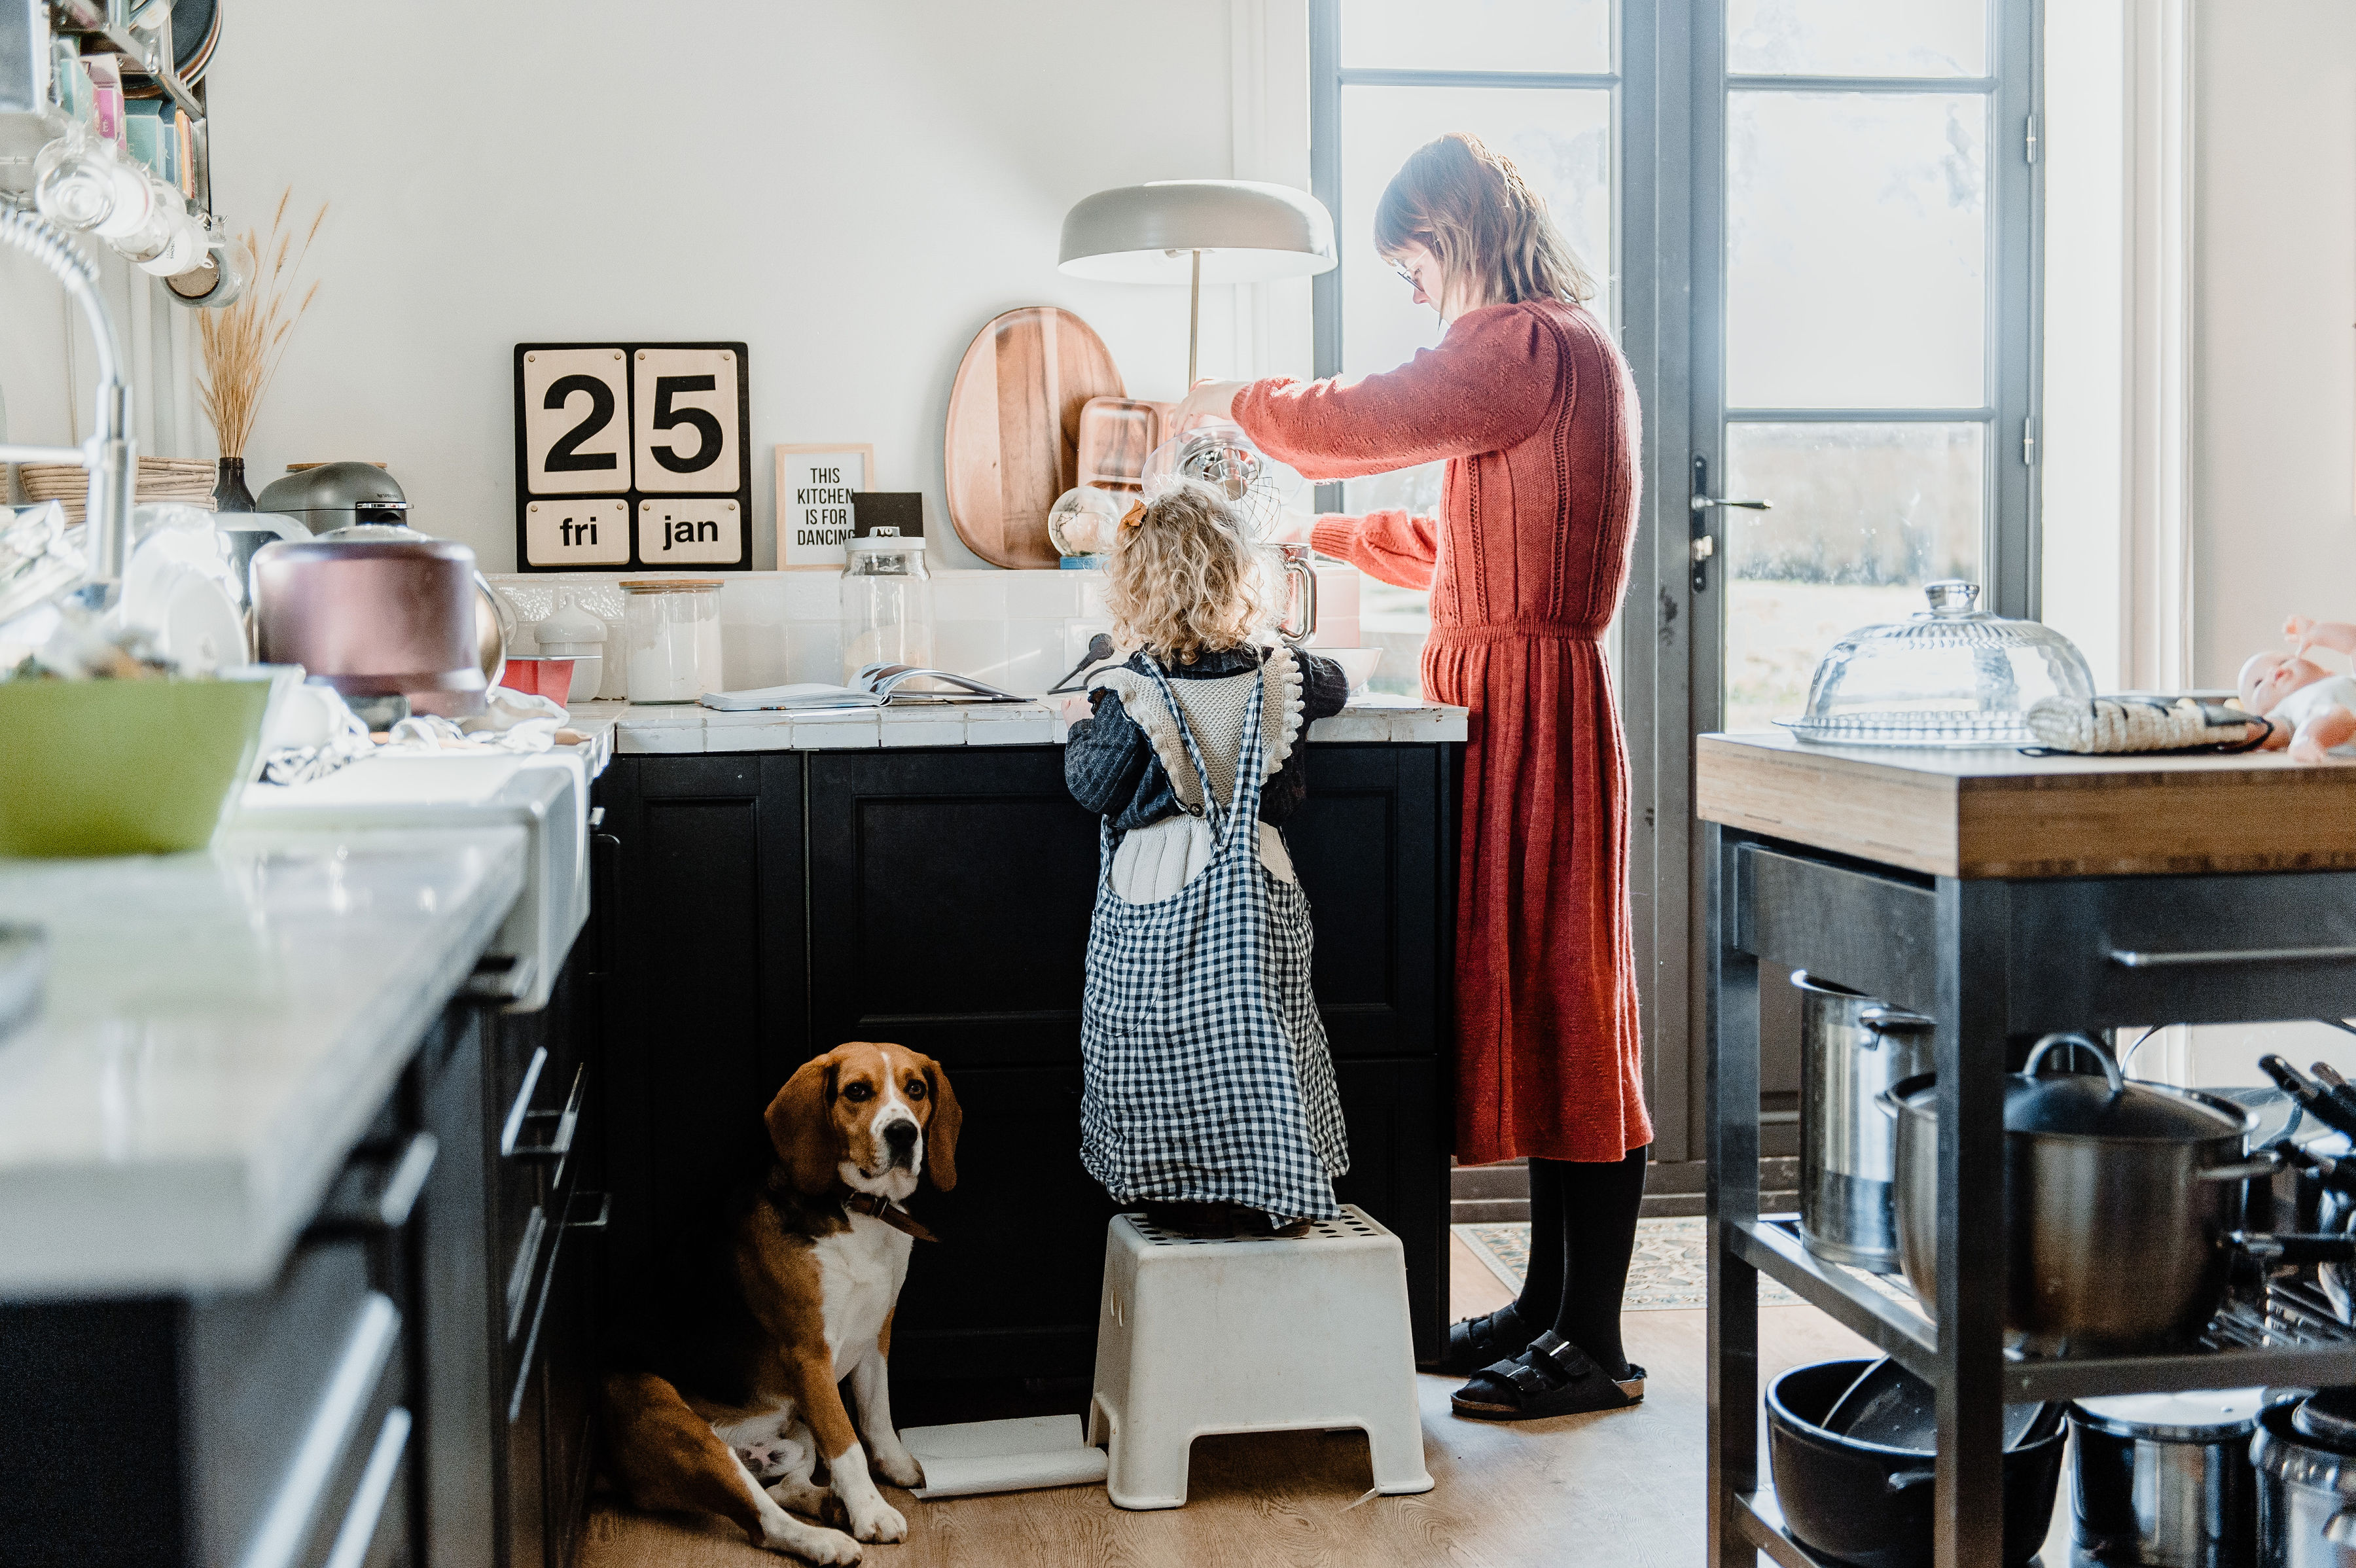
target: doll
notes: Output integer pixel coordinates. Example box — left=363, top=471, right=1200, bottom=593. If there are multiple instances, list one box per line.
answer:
left=2236, top=613, right=2356, bottom=762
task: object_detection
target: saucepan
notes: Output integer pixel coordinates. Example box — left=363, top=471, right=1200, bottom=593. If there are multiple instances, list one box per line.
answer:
left=1881, top=1034, right=2356, bottom=1351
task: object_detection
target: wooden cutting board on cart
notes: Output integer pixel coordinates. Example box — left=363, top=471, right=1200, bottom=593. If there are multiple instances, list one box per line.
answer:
left=944, top=308, right=1124, bottom=568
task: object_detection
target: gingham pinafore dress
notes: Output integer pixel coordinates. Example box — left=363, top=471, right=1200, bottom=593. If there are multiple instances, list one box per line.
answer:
left=1077, top=658, right=1348, bottom=1222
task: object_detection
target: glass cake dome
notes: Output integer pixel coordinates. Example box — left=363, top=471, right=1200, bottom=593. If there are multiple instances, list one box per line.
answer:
left=1779, top=580, right=2096, bottom=747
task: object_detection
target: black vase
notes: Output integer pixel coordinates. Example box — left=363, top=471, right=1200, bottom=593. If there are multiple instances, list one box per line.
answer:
left=213, top=456, right=255, bottom=514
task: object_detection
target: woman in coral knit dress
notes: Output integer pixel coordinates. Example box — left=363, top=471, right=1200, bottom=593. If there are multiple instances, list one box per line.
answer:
left=1176, top=132, right=1651, bottom=1420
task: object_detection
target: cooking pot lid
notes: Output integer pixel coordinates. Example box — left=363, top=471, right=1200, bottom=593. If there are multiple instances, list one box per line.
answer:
left=2073, top=1388, right=2266, bottom=1441
left=2295, top=1387, right=2356, bottom=1450
left=2003, top=1073, right=2247, bottom=1140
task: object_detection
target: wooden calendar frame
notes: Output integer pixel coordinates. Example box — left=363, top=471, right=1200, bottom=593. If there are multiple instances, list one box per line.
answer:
left=512, top=340, right=754, bottom=572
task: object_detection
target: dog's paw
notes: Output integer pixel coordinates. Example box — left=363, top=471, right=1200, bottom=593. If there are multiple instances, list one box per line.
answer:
left=759, top=1518, right=861, bottom=1565
left=867, top=1442, right=924, bottom=1490
left=844, top=1495, right=908, bottom=1544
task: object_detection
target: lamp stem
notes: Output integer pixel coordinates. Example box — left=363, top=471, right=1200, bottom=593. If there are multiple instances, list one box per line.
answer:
left=1187, top=249, right=1202, bottom=390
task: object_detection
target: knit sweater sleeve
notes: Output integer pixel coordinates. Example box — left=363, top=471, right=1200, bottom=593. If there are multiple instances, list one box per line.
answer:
left=1295, top=648, right=1349, bottom=722
left=1232, top=302, right=1561, bottom=481
left=1308, top=509, right=1438, bottom=592
left=1063, top=689, right=1153, bottom=817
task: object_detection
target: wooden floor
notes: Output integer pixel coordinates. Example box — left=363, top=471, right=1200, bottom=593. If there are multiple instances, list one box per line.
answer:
left=578, top=1235, right=1877, bottom=1567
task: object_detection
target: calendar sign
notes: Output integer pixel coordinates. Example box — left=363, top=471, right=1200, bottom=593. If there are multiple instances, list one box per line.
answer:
left=637, top=497, right=742, bottom=564
left=512, top=340, right=753, bottom=572
left=632, top=347, right=741, bottom=494
left=520, top=348, right=629, bottom=496
left=774, top=444, right=874, bottom=570
left=524, top=497, right=632, bottom=565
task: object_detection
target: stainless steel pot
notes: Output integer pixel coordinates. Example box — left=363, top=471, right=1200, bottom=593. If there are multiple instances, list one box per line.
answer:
left=2070, top=1389, right=2266, bottom=1567
left=1882, top=1033, right=2268, bottom=1351
left=2255, top=1400, right=2356, bottom=1567
left=1794, top=971, right=1932, bottom=1273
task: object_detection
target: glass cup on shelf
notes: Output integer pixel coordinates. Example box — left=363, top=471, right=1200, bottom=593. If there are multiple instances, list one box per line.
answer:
left=32, top=129, right=118, bottom=230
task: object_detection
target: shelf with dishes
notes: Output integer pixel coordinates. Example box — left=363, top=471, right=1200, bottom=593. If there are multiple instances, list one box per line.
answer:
left=7, top=0, right=246, bottom=306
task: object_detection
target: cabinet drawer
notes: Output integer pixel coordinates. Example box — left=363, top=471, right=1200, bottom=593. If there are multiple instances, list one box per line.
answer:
left=2007, top=872, right=2356, bottom=1031
left=208, top=1292, right=406, bottom=1568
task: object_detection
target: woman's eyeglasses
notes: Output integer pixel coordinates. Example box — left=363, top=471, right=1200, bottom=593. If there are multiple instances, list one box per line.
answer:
left=1392, top=261, right=1419, bottom=291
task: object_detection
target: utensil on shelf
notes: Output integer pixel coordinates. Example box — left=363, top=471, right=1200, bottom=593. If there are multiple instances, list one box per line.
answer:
left=2311, top=1063, right=2356, bottom=1136
left=1792, top=973, right=1933, bottom=1275
left=1048, top=633, right=1117, bottom=695
left=2266, top=1056, right=2356, bottom=1141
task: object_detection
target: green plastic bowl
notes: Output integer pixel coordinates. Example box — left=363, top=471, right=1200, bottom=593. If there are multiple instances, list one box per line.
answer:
left=0, top=677, right=272, bottom=857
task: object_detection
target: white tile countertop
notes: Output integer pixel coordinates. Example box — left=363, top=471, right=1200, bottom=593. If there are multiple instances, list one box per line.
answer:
left=0, top=826, right=527, bottom=1299
left=572, top=692, right=1470, bottom=757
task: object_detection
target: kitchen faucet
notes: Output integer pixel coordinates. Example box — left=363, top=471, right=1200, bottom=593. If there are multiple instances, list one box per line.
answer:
left=0, top=198, right=135, bottom=609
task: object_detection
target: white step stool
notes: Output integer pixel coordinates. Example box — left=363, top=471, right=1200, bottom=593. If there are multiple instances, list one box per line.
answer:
left=1086, top=1204, right=1435, bottom=1510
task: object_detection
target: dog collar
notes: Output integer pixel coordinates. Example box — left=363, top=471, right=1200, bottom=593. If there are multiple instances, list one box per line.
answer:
left=836, top=1187, right=937, bottom=1243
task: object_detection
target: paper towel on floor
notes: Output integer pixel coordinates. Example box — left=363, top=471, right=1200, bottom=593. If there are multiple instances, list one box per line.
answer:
left=902, top=1414, right=1109, bottom=1500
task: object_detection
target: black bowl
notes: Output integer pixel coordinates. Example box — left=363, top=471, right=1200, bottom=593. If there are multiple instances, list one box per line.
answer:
left=1766, top=1359, right=2066, bottom=1568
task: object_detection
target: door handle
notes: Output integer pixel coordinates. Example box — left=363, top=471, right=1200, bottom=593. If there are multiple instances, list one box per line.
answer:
left=1688, top=454, right=1772, bottom=591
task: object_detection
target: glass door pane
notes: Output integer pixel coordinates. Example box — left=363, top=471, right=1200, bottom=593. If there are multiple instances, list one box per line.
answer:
left=1720, top=421, right=1983, bottom=730
left=1726, top=0, right=1988, bottom=77
left=1725, top=91, right=1988, bottom=408
left=1337, top=82, right=1616, bottom=695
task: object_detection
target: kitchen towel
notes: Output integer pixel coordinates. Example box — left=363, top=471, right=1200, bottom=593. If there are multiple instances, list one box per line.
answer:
left=901, top=1414, right=1110, bottom=1499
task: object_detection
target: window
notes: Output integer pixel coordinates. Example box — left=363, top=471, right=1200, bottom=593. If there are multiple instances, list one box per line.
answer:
left=1308, top=0, right=1622, bottom=695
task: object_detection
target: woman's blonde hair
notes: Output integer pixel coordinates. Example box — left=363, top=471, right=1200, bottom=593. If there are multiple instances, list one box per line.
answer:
left=1374, top=132, right=1596, bottom=308
left=1102, top=479, right=1270, bottom=664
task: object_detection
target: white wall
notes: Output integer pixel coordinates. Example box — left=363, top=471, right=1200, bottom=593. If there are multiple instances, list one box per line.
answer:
left=2038, top=0, right=2128, bottom=694
left=2180, top=1, right=2356, bottom=1087
left=196, top=0, right=1264, bottom=571
left=2189, top=0, right=2356, bottom=685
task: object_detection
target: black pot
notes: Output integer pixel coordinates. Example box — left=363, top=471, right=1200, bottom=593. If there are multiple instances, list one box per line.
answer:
left=1766, top=1359, right=2066, bottom=1568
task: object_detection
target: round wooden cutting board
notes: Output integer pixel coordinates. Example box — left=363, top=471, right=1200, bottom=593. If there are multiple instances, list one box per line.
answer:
left=944, top=307, right=1126, bottom=569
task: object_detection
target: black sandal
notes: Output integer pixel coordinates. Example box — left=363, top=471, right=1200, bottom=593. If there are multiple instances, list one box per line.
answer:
left=1427, top=1302, right=1537, bottom=1377
left=1450, top=1330, right=1645, bottom=1421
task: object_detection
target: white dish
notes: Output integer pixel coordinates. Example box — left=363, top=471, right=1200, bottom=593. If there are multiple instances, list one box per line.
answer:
left=1318, top=645, right=1383, bottom=694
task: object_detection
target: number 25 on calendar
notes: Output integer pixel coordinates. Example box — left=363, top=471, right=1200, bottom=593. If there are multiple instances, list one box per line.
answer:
left=513, top=341, right=751, bottom=572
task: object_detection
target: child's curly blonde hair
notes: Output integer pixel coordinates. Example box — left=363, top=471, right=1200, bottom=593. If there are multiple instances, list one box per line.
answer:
left=1101, top=479, right=1272, bottom=664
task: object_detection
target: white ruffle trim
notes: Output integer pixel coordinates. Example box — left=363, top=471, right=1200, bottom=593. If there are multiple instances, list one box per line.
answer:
left=1086, top=649, right=1303, bottom=810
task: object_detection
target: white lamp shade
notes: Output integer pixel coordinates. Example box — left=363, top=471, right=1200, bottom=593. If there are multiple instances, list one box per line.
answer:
left=1058, top=179, right=1337, bottom=285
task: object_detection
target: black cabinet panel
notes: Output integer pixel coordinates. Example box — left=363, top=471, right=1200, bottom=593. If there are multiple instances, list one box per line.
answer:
left=1330, top=1057, right=1450, bottom=1364
left=807, top=749, right=1098, bottom=1065
left=598, top=756, right=805, bottom=1330
left=598, top=739, right=1458, bottom=1381
left=889, top=1062, right=1116, bottom=1382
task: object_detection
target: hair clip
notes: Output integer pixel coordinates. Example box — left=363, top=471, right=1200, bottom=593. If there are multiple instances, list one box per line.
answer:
left=1119, top=502, right=1147, bottom=531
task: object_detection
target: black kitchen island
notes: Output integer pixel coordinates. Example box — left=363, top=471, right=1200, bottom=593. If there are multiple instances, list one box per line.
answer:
left=590, top=711, right=1464, bottom=1381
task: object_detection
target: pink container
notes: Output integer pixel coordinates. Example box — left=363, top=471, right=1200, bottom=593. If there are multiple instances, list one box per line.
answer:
left=497, top=658, right=576, bottom=702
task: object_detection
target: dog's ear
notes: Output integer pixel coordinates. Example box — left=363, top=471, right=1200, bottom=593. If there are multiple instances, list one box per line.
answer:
left=764, top=1050, right=844, bottom=1195
left=919, top=1056, right=961, bottom=1192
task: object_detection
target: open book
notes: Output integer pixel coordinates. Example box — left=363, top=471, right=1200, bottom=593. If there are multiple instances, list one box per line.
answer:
left=699, top=664, right=1026, bottom=712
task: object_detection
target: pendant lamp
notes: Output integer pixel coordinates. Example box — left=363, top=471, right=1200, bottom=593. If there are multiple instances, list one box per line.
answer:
left=1058, top=180, right=1336, bottom=389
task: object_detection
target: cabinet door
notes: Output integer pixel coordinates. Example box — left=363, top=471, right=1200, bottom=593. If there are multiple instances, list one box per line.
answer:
left=412, top=1012, right=497, bottom=1568
left=805, top=748, right=1099, bottom=1067
left=885, top=1063, right=1116, bottom=1383
left=1283, top=743, right=1454, bottom=1059
left=1330, top=1058, right=1450, bottom=1363
left=593, top=756, right=807, bottom=1330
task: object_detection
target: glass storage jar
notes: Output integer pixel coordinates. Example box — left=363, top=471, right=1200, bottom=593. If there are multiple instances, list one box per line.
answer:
left=1781, top=580, right=2096, bottom=747
left=840, top=528, right=933, bottom=682
left=620, top=578, right=723, bottom=704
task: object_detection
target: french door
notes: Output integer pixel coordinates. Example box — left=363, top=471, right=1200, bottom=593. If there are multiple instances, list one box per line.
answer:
left=1306, top=1, right=2040, bottom=1169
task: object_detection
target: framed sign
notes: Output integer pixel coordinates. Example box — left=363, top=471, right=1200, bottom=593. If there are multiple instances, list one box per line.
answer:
left=774, top=444, right=874, bottom=570
left=512, top=340, right=753, bottom=571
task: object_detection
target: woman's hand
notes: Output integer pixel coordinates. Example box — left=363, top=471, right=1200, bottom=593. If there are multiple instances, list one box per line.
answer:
left=1171, top=378, right=1250, bottom=429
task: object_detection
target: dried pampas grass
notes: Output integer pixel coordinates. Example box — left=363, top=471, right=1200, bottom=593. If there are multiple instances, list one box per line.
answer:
left=197, top=189, right=326, bottom=460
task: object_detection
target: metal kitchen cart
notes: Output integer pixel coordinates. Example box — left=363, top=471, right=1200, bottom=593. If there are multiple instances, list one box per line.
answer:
left=1700, top=733, right=2356, bottom=1568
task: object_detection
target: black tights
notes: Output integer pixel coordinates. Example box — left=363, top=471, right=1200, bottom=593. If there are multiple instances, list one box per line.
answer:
left=1510, top=1145, right=1650, bottom=1380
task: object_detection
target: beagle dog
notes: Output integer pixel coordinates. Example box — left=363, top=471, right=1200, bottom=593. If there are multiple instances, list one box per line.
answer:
left=601, top=1042, right=959, bottom=1563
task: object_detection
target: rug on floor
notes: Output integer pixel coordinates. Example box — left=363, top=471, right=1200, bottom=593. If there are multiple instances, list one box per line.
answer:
left=1455, top=1218, right=1812, bottom=1310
